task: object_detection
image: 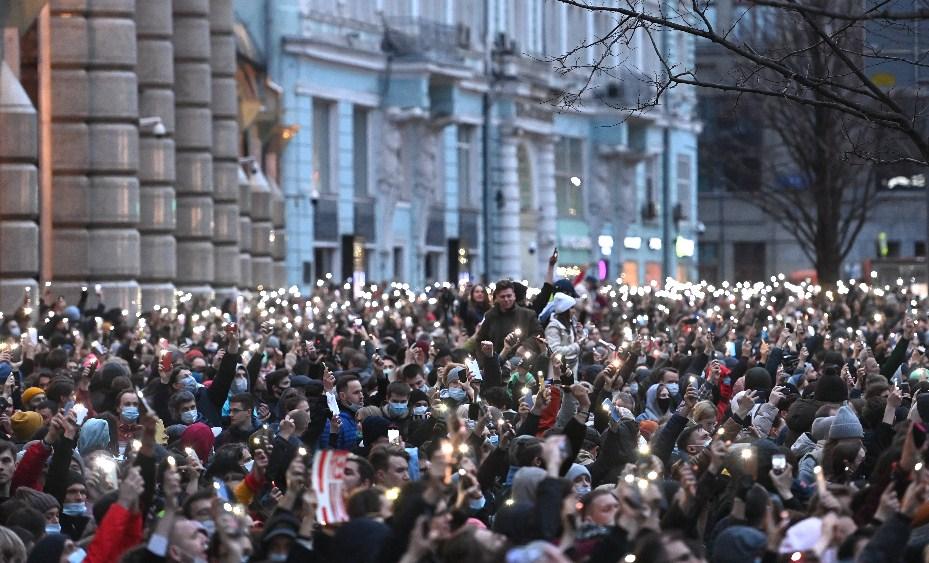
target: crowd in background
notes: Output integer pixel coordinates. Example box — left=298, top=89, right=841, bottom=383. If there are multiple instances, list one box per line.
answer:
left=0, top=251, right=927, bottom=562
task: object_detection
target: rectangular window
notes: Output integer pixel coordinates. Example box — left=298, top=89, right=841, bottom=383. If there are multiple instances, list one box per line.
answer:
left=393, top=247, right=404, bottom=279
left=622, top=260, right=640, bottom=286
left=887, top=240, right=902, bottom=258
left=676, top=153, right=692, bottom=220
left=352, top=107, right=368, bottom=198
left=312, top=99, right=332, bottom=194
left=302, top=261, right=313, bottom=285
left=313, top=247, right=334, bottom=281
left=555, top=137, right=583, bottom=217
left=916, top=241, right=926, bottom=257
left=733, top=242, right=766, bottom=282
left=698, top=242, right=720, bottom=283
left=457, top=126, right=473, bottom=207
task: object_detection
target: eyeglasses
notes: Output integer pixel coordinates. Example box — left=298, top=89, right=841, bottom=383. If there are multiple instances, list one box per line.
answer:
left=229, top=407, right=247, bottom=414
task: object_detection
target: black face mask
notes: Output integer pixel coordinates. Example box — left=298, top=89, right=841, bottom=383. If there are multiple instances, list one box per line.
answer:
left=657, top=397, right=671, bottom=411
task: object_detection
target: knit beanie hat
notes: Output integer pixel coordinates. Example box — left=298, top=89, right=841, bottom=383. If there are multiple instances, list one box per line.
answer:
left=744, top=367, right=772, bottom=392
left=828, top=406, right=863, bottom=440
left=713, top=525, right=767, bottom=563
left=814, top=374, right=849, bottom=403
left=165, top=424, right=188, bottom=444
left=511, top=467, right=547, bottom=504
left=811, top=416, right=835, bottom=442
left=14, top=487, right=60, bottom=513
left=21, top=387, right=44, bottom=406
left=66, top=470, right=85, bottom=488
left=78, top=417, right=110, bottom=455
left=26, top=533, right=68, bottom=563
left=638, top=420, right=659, bottom=441
left=565, top=463, right=591, bottom=484
left=180, top=422, right=215, bottom=462
left=362, top=416, right=390, bottom=446
left=11, top=411, right=43, bottom=442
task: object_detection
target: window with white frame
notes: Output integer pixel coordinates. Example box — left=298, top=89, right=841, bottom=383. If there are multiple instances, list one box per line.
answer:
left=456, top=126, right=475, bottom=207
left=555, top=137, right=583, bottom=217
left=312, top=99, right=332, bottom=194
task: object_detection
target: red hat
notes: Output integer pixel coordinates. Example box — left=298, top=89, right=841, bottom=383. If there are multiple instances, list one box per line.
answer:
left=184, top=349, right=204, bottom=363
left=638, top=420, right=659, bottom=441
left=181, top=422, right=214, bottom=461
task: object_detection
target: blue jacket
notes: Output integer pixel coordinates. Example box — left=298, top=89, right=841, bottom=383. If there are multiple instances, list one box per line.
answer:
left=317, top=409, right=359, bottom=450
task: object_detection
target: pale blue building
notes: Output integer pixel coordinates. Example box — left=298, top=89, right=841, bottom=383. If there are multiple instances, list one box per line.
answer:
left=235, top=0, right=700, bottom=291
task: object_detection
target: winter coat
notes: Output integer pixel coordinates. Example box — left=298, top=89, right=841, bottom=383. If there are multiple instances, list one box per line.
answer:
left=544, top=317, right=580, bottom=373
left=11, top=440, right=51, bottom=493
left=85, top=503, right=143, bottom=563
left=475, top=304, right=543, bottom=356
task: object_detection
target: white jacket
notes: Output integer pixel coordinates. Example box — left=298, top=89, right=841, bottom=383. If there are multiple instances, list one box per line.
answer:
left=545, top=317, right=580, bottom=372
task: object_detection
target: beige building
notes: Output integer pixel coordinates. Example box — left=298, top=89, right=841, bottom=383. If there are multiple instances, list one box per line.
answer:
left=0, top=0, right=286, bottom=316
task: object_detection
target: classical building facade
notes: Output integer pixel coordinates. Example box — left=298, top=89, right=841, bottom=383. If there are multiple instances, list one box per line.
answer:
left=238, top=0, right=701, bottom=292
left=0, top=0, right=286, bottom=314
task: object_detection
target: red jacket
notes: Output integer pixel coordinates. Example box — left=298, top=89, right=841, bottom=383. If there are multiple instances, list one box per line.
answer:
left=85, top=503, right=143, bottom=563
left=11, top=440, right=51, bottom=493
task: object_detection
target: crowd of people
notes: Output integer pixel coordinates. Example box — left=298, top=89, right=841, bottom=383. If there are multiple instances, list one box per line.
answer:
left=0, top=252, right=927, bottom=562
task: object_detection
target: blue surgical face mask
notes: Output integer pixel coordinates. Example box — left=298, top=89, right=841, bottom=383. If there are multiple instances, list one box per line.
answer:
left=190, top=371, right=203, bottom=383
left=62, top=502, right=87, bottom=517
left=387, top=401, right=408, bottom=418
left=121, top=406, right=139, bottom=423
left=181, top=409, right=198, bottom=424
left=67, top=547, right=86, bottom=563
left=628, top=382, right=639, bottom=395
left=419, top=383, right=431, bottom=394
left=666, top=383, right=680, bottom=396
left=200, top=519, right=216, bottom=537
left=268, top=553, right=288, bottom=562
left=575, top=484, right=591, bottom=497
left=45, top=523, right=61, bottom=534
left=346, top=402, right=362, bottom=413
left=412, top=405, right=429, bottom=417
left=447, top=388, right=467, bottom=403
left=243, top=459, right=254, bottom=473
left=383, top=368, right=394, bottom=380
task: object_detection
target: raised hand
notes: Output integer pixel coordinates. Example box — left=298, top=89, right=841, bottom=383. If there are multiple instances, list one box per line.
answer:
left=118, top=466, right=145, bottom=511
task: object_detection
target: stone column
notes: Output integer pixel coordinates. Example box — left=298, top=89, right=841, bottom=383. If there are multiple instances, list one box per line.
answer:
left=237, top=167, right=253, bottom=289
left=269, top=177, right=287, bottom=289
left=209, top=0, right=240, bottom=297
left=85, top=0, right=141, bottom=313
left=249, top=168, right=273, bottom=288
left=172, top=0, right=214, bottom=296
left=493, top=133, right=520, bottom=280
left=0, top=62, right=40, bottom=310
left=536, top=139, right=557, bottom=279
left=137, top=0, right=177, bottom=310
left=48, top=2, right=91, bottom=300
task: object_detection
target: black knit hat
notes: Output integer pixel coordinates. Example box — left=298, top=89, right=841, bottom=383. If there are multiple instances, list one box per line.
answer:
left=744, top=367, right=772, bottom=392
left=814, top=373, right=849, bottom=403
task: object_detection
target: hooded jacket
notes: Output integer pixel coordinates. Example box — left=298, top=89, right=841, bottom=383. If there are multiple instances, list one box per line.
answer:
left=636, top=384, right=672, bottom=422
